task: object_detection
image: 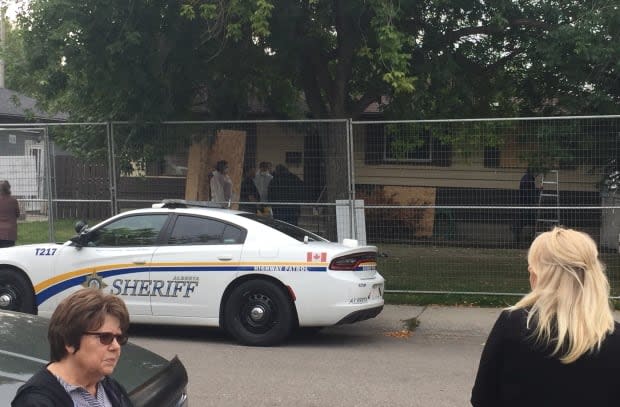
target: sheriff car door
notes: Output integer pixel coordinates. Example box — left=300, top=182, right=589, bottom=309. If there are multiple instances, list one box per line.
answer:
left=150, top=214, right=246, bottom=318
left=53, top=213, right=170, bottom=316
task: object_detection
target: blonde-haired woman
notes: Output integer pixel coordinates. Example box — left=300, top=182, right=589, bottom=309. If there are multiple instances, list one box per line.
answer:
left=472, top=227, right=620, bottom=407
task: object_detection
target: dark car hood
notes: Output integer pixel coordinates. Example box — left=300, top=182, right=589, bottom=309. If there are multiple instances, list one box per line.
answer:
left=0, top=310, right=170, bottom=404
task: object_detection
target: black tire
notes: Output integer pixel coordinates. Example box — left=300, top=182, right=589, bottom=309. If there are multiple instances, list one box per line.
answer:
left=224, top=279, right=294, bottom=346
left=0, top=269, right=36, bottom=314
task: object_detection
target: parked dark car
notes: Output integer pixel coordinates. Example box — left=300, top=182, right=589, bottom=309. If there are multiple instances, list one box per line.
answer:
left=0, top=310, right=188, bottom=407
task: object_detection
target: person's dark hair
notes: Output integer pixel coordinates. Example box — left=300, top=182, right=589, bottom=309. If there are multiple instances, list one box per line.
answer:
left=274, top=164, right=287, bottom=175
left=243, top=165, right=255, bottom=177
left=215, top=160, right=228, bottom=173
left=259, top=161, right=271, bottom=171
left=48, top=288, right=130, bottom=362
left=0, top=180, right=11, bottom=196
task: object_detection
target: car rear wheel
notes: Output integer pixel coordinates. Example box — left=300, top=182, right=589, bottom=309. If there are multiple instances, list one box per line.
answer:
left=224, top=280, right=293, bottom=346
left=0, top=269, right=36, bottom=314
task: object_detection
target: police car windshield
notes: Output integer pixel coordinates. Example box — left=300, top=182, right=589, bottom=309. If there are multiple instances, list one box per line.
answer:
left=238, top=214, right=328, bottom=242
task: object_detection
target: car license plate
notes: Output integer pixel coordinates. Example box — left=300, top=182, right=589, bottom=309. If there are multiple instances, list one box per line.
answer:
left=370, top=284, right=383, bottom=300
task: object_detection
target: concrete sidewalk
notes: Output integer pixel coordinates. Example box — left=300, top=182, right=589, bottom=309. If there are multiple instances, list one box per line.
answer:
left=328, top=304, right=504, bottom=343
left=378, top=304, right=502, bottom=338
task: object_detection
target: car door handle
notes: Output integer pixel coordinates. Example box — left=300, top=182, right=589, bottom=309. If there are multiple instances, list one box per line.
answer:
left=133, top=260, right=147, bottom=265
left=217, top=256, right=233, bottom=261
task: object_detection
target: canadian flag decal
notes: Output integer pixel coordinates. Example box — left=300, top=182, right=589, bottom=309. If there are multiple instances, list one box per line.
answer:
left=307, top=252, right=327, bottom=262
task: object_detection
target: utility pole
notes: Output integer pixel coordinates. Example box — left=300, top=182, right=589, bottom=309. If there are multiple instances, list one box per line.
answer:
left=0, top=6, right=5, bottom=88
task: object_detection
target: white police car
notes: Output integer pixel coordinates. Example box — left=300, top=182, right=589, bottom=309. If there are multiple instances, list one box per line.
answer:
left=0, top=200, right=384, bottom=346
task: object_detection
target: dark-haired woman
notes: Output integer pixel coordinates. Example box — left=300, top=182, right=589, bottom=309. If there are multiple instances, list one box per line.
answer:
left=12, top=289, right=134, bottom=407
left=0, top=180, right=20, bottom=248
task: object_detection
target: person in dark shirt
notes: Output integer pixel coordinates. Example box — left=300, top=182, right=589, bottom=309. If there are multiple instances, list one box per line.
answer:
left=0, top=180, right=20, bottom=248
left=472, top=227, right=620, bottom=407
left=268, top=164, right=305, bottom=225
left=239, top=166, right=260, bottom=213
left=512, top=168, right=539, bottom=244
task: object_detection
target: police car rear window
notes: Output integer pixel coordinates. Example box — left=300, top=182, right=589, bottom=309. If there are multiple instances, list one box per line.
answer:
left=238, top=214, right=328, bottom=242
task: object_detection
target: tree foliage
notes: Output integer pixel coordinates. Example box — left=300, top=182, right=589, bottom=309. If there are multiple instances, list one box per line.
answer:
left=4, top=0, right=618, bottom=122
left=2, top=0, right=618, bottom=178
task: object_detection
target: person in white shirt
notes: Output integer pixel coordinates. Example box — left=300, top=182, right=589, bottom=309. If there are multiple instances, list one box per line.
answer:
left=210, top=160, right=232, bottom=207
left=253, top=161, right=273, bottom=202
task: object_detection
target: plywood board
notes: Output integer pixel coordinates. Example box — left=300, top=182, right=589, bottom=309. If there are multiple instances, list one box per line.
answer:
left=185, top=139, right=210, bottom=201
left=185, top=130, right=246, bottom=208
left=383, top=186, right=436, bottom=237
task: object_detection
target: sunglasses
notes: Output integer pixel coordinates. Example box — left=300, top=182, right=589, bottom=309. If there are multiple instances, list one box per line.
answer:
left=83, top=331, right=128, bottom=346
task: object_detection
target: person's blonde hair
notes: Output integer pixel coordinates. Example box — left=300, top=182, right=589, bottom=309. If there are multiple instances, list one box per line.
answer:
left=510, top=227, right=615, bottom=363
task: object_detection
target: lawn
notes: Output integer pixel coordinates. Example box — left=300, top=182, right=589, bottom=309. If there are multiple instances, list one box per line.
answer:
left=17, top=219, right=102, bottom=245
left=16, top=220, right=620, bottom=303
left=376, top=243, right=620, bottom=300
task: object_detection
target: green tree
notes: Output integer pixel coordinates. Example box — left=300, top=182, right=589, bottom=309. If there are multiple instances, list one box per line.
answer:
left=5, top=0, right=619, bottom=203
left=6, top=0, right=619, bottom=121
left=9, top=0, right=208, bottom=121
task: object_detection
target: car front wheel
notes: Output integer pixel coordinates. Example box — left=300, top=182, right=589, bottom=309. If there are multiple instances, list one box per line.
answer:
left=224, top=279, right=294, bottom=346
left=0, top=269, right=36, bottom=314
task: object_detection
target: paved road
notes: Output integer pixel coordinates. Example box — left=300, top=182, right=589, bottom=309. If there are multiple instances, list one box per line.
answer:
left=128, top=305, right=503, bottom=407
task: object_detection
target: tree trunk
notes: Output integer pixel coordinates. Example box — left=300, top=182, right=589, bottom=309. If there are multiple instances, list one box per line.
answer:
left=322, top=122, right=350, bottom=241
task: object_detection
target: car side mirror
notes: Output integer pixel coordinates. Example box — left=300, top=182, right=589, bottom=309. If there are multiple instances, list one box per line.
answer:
left=71, top=220, right=91, bottom=247
left=70, top=233, right=89, bottom=247
left=74, top=220, right=88, bottom=234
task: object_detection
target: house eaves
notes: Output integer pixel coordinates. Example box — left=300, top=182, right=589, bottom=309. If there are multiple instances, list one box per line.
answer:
left=0, top=88, right=67, bottom=122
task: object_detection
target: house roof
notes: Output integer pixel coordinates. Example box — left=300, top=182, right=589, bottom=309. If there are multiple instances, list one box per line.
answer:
left=0, top=88, right=66, bottom=121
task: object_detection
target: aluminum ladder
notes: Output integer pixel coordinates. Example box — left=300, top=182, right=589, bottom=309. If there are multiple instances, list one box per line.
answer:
left=535, top=170, right=560, bottom=234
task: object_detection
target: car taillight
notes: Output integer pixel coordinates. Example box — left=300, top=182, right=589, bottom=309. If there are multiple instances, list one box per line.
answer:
left=329, top=252, right=376, bottom=271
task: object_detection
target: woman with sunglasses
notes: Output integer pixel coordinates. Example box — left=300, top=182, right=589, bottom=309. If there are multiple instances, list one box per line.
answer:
left=12, top=288, right=134, bottom=406
left=471, top=227, right=620, bottom=406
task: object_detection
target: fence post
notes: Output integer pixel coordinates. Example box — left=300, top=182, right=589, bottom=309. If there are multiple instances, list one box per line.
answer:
left=107, top=121, right=118, bottom=216
left=347, top=118, right=357, bottom=241
left=43, top=126, right=55, bottom=242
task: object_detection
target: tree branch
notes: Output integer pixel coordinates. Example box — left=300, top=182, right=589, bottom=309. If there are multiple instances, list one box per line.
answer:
left=447, top=19, right=549, bottom=42
left=300, top=54, right=328, bottom=118
left=483, top=48, right=524, bottom=73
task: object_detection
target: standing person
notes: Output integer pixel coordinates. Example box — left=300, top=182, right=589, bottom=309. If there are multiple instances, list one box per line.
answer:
left=210, top=160, right=233, bottom=208
left=12, top=288, right=134, bottom=407
left=471, top=227, right=620, bottom=407
left=512, top=168, right=539, bottom=244
left=0, top=180, right=20, bottom=248
left=239, top=166, right=260, bottom=213
left=253, top=161, right=273, bottom=203
left=268, top=164, right=305, bottom=225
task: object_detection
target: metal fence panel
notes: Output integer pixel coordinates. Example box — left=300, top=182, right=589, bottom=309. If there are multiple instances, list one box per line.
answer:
left=48, top=124, right=112, bottom=224
left=110, top=120, right=350, bottom=240
left=0, top=125, right=50, bottom=238
left=4, top=116, right=620, bottom=297
left=352, top=116, right=620, bottom=296
left=1, top=123, right=113, bottom=243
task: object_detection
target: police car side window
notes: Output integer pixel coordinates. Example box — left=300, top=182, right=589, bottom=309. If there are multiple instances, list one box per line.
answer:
left=90, top=215, right=168, bottom=247
left=168, top=216, right=244, bottom=245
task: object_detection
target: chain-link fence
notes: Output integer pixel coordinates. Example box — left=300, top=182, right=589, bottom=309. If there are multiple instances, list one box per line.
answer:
left=352, top=116, right=620, bottom=296
left=2, top=116, right=619, bottom=296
